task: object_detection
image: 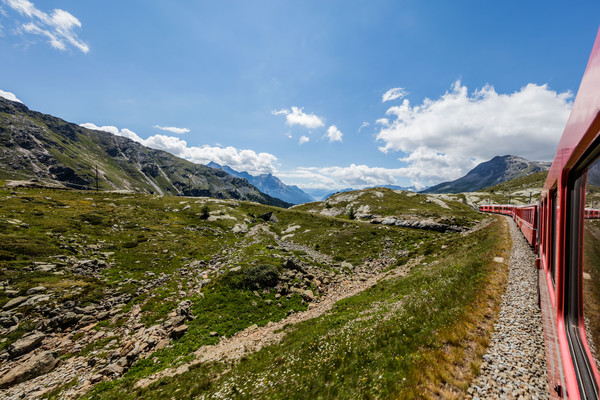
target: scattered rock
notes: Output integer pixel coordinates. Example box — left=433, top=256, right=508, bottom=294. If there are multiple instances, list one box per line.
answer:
left=26, top=286, right=47, bottom=295
left=156, top=338, right=170, bottom=350
left=258, top=212, right=278, bottom=223
left=282, top=258, right=305, bottom=273
left=171, top=324, right=188, bottom=339
left=7, top=331, right=45, bottom=358
left=232, top=223, right=248, bottom=234
left=2, top=296, right=28, bottom=310
left=301, top=290, right=315, bottom=302
left=340, top=261, right=354, bottom=270
left=0, top=351, right=59, bottom=388
left=381, top=217, right=398, bottom=225
left=98, top=363, right=124, bottom=377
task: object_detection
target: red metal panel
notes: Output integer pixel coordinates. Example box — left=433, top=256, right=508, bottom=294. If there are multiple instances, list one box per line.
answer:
left=538, top=26, right=600, bottom=400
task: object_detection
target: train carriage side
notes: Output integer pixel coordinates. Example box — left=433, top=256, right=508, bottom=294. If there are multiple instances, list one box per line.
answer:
left=536, top=26, right=600, bottom=400
left=515, top=205, right=538, bottom=250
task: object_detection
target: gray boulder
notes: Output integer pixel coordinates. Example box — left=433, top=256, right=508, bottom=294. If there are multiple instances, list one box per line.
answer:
left=7, top=331, right=45, bottom=358
left=232, top=223, right=248, bottom=234
left=2, top=296, right=28, bottom=310
left=26, top=286, right=46, bottom=295
left=0, top=351, right=59, bottom=388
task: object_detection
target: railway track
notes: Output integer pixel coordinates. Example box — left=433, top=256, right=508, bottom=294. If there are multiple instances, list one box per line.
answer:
left=468, top=216, right=549, bottom=399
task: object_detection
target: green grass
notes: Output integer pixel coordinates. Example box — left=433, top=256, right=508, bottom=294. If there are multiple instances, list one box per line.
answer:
left=83, top=219, right=506, bottom=400
left=0, top=185, right=487, bottom=398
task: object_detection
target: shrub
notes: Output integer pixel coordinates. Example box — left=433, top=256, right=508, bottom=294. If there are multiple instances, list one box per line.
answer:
left=81, top=213, right=104, bottom=225
left=200, top=205, right=210, bottom=220
left=242, top=264, right=280, bottom=289
left=347, top=207, right=356, bottom=220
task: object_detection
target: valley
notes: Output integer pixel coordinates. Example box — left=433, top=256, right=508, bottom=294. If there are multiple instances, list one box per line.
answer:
left=0, top=183, right=515, bottom=399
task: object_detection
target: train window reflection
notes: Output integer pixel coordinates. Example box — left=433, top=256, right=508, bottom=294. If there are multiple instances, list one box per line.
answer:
left=583, top=157, right=600, bottom=371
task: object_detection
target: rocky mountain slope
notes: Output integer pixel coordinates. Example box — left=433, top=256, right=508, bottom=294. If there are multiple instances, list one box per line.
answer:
left=0, top=97, right=289, bottom=207
left=293, top=187, right=478, bottom=230
left=423, top=155, right=551, bottom=194
left=207, top=162, right=314, bottom=204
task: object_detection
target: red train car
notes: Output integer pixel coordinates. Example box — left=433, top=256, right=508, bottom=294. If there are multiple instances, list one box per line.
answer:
left=479, top=204, right=538, bottom=249
left=535, top=26, right=600, bottom=399
left=479, top=26, right=600, bottom=399
left=584, top=208, right=600, bottom=219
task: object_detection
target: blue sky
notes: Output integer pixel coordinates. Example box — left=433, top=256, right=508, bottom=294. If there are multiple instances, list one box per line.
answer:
left=1, top=1, right=599, bottom=191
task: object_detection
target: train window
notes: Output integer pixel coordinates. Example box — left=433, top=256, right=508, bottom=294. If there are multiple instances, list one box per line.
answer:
left=565, top=154, right=600, bottom=398
left=551, top=190, right=558, bottom=285
left=582, top=158, right=600, bottom=373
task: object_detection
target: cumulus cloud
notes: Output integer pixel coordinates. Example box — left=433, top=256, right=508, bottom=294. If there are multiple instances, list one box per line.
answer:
left=382, top=87, right=408, bottom=103
left=80, top=122, right=278, bottom=175
left=376, top=80, right=573, bottom=188
left=272, top=106, right=325, bottom=129
left=0, top=89, right=22, bottom=103
left=278, top=164, right=410, bottom=190
left=299, top=135, right=309, bottom=145
left=154, top=125, right=190, bottom=134
left=326, top=125, right=343, bottom=143
left=3, top=0, right=88, bottom=53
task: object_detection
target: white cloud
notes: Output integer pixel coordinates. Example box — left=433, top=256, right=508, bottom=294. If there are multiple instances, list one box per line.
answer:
left=278, top=164, right=411, bottom=190
left=358, top=121, right=370, bottom=133
left=80, top=123, right=145, bottom=142
left=0, top=89, right=22, bottom=103
left=382, top=87, right=408, bottom=103
left=80, top=122, right=278, bottom=175
left=272, top=106, right=325, bottom=129
left=299, top=135, right=309, bottom=145
left=154, top=125, right=190, bottom=134
left=3, top=0, right=88, bottom=53
left=376, top=80, right=573, bottom=188
left=326, top=125, right=343, bottom=143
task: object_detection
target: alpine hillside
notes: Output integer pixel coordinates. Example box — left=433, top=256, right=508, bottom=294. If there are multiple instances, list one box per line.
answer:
left=0, top=97, right=289, bottom=208
left=422, top=155, right=551, bottom=194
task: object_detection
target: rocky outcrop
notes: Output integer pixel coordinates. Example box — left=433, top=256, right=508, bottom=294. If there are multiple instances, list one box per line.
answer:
left=370, top=217, right=465, bottom=233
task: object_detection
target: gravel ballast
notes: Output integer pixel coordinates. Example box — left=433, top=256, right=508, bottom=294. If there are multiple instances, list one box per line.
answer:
left=467, top=216, right=549, bottom=399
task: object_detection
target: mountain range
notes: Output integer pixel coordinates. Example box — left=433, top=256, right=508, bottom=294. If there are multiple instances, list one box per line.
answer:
left=422, top=155, right=551, bottom=194
left=0, top=97, right=290, bottom=207
left=0, top=95, right=553, bottom=204
left=207, top=162, right=314, bottom=205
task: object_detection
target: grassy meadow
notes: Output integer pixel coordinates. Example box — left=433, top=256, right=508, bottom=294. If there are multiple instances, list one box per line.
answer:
left=0, top=184, right=512, bottom=399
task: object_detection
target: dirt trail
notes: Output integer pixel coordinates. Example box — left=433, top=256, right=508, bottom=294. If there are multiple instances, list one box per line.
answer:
left=134, top=220, right=491, bottom=389
left=134, top=260, right=414, bottom=389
